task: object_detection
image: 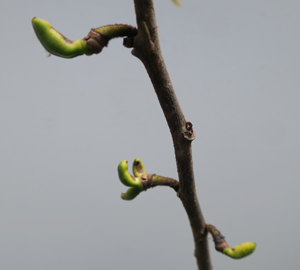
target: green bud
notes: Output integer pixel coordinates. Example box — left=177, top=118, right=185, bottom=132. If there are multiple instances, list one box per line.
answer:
left=32, top=17, right=89, bottom=58
left=118, top=160, right=142, bottom=189
left=132, top=158, right=146, bottom=178
left=222, top=242, right=256, bottom=259
left=121, top=187, right=142, bottom=201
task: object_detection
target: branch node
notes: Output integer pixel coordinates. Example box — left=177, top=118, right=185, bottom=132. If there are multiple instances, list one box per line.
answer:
left=123, top=37, right=135, bottom=48
left=141, top=173, right=154, bottom=190
left=183, top=121, right=196, bottom=141
left=83, top=29, right=108, bottom=55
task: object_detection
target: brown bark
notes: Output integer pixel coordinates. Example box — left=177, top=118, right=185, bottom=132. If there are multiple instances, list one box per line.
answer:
left=206, top=224, right=230, bottom=252
left=141, top=174, right=179, bottom=192
left=131, top=1, right=212, bottom=269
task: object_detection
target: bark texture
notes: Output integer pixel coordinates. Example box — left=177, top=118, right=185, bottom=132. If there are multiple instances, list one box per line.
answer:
left=132, top=1, right=212, bottom=269
left=141, top=174, right=179, bottom=192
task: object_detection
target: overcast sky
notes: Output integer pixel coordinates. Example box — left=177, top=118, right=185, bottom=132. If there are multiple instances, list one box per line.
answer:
left=1, top=0, right=300, bottom=269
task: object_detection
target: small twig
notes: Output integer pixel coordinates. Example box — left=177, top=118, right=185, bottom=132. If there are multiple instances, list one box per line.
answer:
left=141, top=174, right=179, bottom=192
left=206, top=224, right=230, bottom=252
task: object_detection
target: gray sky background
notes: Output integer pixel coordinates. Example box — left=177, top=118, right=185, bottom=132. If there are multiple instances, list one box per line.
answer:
left=1, top=0, right=299, bottom=269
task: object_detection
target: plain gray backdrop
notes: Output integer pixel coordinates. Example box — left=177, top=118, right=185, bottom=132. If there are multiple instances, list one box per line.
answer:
left=1, top=0, right=299, bottom=269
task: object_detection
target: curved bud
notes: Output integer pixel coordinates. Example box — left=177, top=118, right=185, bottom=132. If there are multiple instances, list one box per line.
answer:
left=132, top=158, right=146, bottom=178
left=118, top=160, right=142, bottom=189
left=121, top=187, right=142, bottom=201
left=32, top=17, right=89, bottom=58
left=172, top=0, right=182, bottom=7
left=222, top=242, right=256, bottom=259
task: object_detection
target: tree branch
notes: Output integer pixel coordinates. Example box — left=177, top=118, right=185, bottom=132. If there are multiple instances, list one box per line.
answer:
left=131, top=1, right=212, bottom=269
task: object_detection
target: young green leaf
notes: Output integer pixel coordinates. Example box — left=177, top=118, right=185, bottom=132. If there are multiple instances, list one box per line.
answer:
left=132, top=158, right=146, bottom=178
left=121, top=187, right=142, bottom=200
left=118, top=160, right=143, bottom=189
left=32, top=17, right=89, bottom=58
left=222, top=242, right=256, bottom=259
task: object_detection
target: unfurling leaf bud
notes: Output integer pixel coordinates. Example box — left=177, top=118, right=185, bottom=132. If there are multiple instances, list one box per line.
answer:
left=32, top=18, right=89, bottom=58
left=118, top=160, right=143, bottom=189
left=132, top=158, right=146, bottom=178
left=121, top=187, right=142, bottom=201
left=222, top=242, right=256, bottom=259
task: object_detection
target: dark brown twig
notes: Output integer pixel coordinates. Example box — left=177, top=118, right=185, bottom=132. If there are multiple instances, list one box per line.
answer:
left=140, top=174, right=179, bottom=192
left=131, top=1, right=212, bottom=269
left=206, top=224, right=230, bottom=252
